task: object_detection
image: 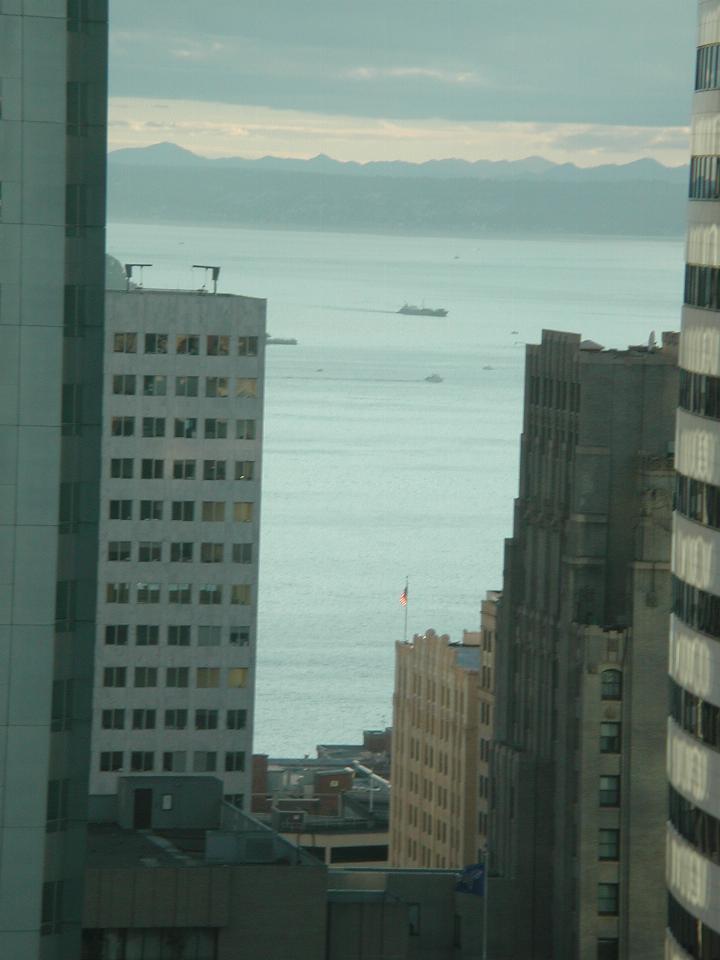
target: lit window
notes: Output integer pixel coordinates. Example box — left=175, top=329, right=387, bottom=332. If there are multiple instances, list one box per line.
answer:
left=202, top=501, right=225, bottom=522
left=236, top=378, right=257, bottom=398
left=206, top=377, right=229, bottom=398
left=231, top=585, right=251, bottom=605
left=234, top=502, right=253, bottom=522
left=113, top=332, right=136, bottom=353
left=176, top=334, right=199, bottom=355
left=228, top=668, right=248, bottom=688
left=197, top=667, right=220, bottom=688
left=207, top=334, right=229, bottom=356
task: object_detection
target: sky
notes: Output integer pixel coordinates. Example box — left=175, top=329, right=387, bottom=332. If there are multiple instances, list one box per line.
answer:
left=110, top=0, right=697, bottom=167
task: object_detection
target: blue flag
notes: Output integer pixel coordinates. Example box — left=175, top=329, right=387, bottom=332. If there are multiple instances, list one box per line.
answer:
left=455, top=862, right=485, bottom=896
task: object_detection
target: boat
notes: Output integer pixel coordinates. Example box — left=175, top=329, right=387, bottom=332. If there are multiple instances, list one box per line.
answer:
left=266, top=336, right=298, bottom=345
left=398, top=303, right=448, bottom=317
left=424, top=373, right=443, bottom=383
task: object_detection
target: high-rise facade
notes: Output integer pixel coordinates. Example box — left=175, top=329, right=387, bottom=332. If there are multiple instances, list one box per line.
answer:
left=90, top=289, right=265, bottom=811
left=666, top=3, right=720, bottom=956
left=0, top=3, right=107, bottom=958
left=490, top=330, right=677, bottom=960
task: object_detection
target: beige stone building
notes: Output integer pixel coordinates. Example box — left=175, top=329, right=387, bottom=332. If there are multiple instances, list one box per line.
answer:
left=477, top=592, right=500, bottom=853
left=389, top=629, right=480, bottom=869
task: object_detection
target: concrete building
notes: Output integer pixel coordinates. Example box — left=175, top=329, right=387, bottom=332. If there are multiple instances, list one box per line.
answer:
left=90, top=288, right=265, bottom=809
left=0, top=4, right=107, bottom=958
left=477, top=592, right=500, bottom=854
left=490, top=330, right=677, bottom=960
left=390, top=629, right=480, bottom=870
left=667, top=3, right=720, bottom=955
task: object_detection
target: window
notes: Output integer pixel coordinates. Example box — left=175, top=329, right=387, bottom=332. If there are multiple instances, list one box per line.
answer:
left=142, top=416, right=166, bottom=438
left=163, top=752, right=186, bottom=772
left=234, top=502, right=253, bottom=522
left=599, top=722, right=621, bottom=753
left=61, top=383, right=83, bottom=437
left=599, top=775, right=620, bottom=807
left=64, top=284, right=87, bottom=337
left=236, top=419, right=256, bottom=440
left=137, top=582, right=160, bottom=604
left=203, top=459, right=226, bottom=480
left=231, top=584, right=251, bottom=605
left=225, top=751, right=245, bottom=771
left=66, top=80, right=89, bottom=136
left=101, top=709, right=125, bottom=730
left=113, top=332, right=136, bottom=353
left=108, top=541, right=131, bottom=562
left=176, top=334, right=199, bottom=355
left=227, top=709, right=247, bottom=729
left=143, top=374, right=166, bottom=397
left=99, top=752, right=123, bottom=772
left=106, top=583, right=130, bottom=604
left=173, top=459, right=196, bottom=479
left=207, top=334, right=229, bottom=355
left=63, top=178, right=84, bottom=231
left=233, top=543, right=253, bottom=564
left=109, top=499, right=132, bottom=520
left=167, top=667, right=189, bottom=688
left=144, top=333, right=168, bottom=354
left=51, top=679, right=73, bottom=731
left=202, top=501, right=225, bottom=522
left=175, top=375, right=199, bottom=397
left=230, top=627, right=249, bottom=646
left=165, top=709, right=188, bottom=729
left=197, top=667, right=220, bottom=688
left=598, top=829, right=619, bottom=861
left=170, top=542, right=193, bottom=562
left=110, top=458, right=133, bottom=479
left=206, top=377, right=229, bottom=398
left=46, top=779, right=69, bottom=832
left=136, top=625, right=159, bottom=646
left=236, top=378, right=258, bottom=398
left=601, top=669, right=622, bottom=700
left=141, top=458, right=164, bottom=480
left=235, top=461, right=254, bottom=480
left=205, top=417, right=228, bottom=439
left=201, top=543, right=224, bottom=563
left=132, top=709, right=156, bottom=730
left=111, top=415, right=134, bottom=437
left=168, top=625, right=191, bottom=646
left=134, top=667, right=158, bottom=688
left=597, top=883, right=619, bottom=916
left=238, top=336, right=258, bottom=356
left=196, top=709, right=219, bottom=730
left=169, top=583, right=192, bottom=604
left=175, top=417, right=198, bottom=439
left=597, top=939, right=619, bottom=960
left=59, top=481, right=80, bottom=534
left=228, top=668, right=248, bottom=688
left=138, top=541, right=162, bottom=562
left=131, top=751, right=154, bottom=772
left=140, top=500, right=163, bottom=521
left=103, top=667, right=126, bottom=688
left=198, top=626, right=221, bottom=646
left=199, top=584, right=222, bottom=605
left=105, top=625, right=128, bottom=645
left=172, top=501, right=195, bottom=521
left=112, top=374, right=136, bottom=395
left=193, top=751, right=217, bottom=772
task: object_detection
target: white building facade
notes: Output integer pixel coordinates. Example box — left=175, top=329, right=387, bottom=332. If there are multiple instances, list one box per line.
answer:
left=90, top=289, right=265, bottom=810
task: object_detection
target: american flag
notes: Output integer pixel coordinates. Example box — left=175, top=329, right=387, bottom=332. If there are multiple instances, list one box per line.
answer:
left=400, top=582, right=408, bottom=607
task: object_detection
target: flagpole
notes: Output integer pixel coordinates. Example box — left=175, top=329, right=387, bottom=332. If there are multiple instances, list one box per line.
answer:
left=403, top=577, right=409, bottom=642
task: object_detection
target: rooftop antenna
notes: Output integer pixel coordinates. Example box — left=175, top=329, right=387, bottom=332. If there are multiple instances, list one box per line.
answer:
left=124, top=263, right=152, bottom=291
left=192, top=264, right=221, bottom=295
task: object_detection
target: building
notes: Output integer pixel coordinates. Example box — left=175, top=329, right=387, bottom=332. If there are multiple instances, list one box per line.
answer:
left=390, top=628, right=480, bottom=870
left=0, top=5, right=107, bottom=958
left=490, top=330, right=677, bottom=960
left=667, top=3, right=720, bottom=955
left=477, top=592, right=500, bottom=854
left=89, top=288, right=265, bottom=810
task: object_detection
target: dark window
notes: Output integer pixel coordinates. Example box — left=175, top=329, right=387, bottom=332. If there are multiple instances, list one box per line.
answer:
left=168, top=625, right=191, bottom=646
left=144, top=333, right=168, bottom=354
left=238, top=335, right=258, bottom=356
left=175, top=417, right=198, bottom=439
left=176, top=334, right=199, bottom=355
left=598, top=883, right=619, bottom=916
left=105, top=625, right=128, bottom=645
left=143, top=374, right=166, bottom=396
left=110, top=458, right=133, bottom=479
left=207, top=334, right=229, bottom=356
left=205, top=417, right=228, bottom=439
left=597, top=939, right=619, bottom=960
left=176, top=375, right=199, bottom=397
left=170, top=542, right=194, bottom=562
left=696, top=43, right=720, bottom=91
left=136, top=625, right=159, bottom=646
left=599, top=722, right=621, bottom=753
left=141, top=458, right=164, bottom=480
left=142, top=417, right=165, bottom=438
left=599, top=775, right=620, bottom=807
left=601, top=669, right=622, bottom=700
left=598, top=829, right=619, bottom=861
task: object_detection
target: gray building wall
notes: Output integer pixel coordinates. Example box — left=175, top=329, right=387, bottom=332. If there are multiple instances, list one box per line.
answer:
left=0, top=3, right=107, bottom=959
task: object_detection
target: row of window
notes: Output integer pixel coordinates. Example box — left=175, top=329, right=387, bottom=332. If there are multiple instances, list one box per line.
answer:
left=109, top=457, right=255, bottom=482
left=670, top=785, right=720, bottom=864
left=669, top=678, right=720, bottom=751
left=679, top=368, right=720, bottom=419
left=108, top=500, right=253, bottom=522
left=684, top=263, right=720, bottom=312
left=105, top=624, right=249, bottom=647
left=99, top=750, right=245, bottom=774
left=110, top=420, right=255, bottom=451
left=111, top=375, right=257, bottom=399
left=668, top=891, right=720, bottom=959
left=675, top=472, right=720, bottom=530
left=108, top=541, right=252, bottom=564
left=102, top=666, right=248, bottom=689
left=673, top=575, right=720, bottom=639
left=113, top=333, right=259, bottom=357
left=105, top=582, right=252, bottom=606
left=689, top=156, right=720, bottom=200
left=696, top=43, right=720, bottom=91
left=101, top=707, right=246, bottom=731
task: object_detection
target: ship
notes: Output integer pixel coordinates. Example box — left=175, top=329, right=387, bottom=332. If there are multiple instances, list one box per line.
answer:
left=266, top=334, right=298, bottom=345
left=398, top=303, right=448, bottom=317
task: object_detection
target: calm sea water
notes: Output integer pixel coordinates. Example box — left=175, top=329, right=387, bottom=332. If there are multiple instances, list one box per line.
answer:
left=106, top=223, right=685, bottom=756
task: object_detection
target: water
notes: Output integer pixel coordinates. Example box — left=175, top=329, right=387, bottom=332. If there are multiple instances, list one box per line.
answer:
left=106, top=223, right=685, bottom=756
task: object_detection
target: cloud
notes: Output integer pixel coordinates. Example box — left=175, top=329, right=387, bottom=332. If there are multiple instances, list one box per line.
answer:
left=346, top=66, right=486, bottom=86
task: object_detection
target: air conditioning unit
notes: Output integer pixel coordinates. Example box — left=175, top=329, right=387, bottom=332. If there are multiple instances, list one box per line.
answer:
left=271, top=808, right=306, bottom=833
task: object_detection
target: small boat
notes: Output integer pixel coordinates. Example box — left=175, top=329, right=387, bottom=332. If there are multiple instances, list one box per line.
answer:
left=398, top=303, right=448, bottom=317
left=266, top=335, right=298, bottom=345
left=424, top=373, right=443, bottom=383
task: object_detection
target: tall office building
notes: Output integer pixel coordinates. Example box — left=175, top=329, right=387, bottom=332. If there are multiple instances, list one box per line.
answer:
left=0, top=3, right=107, bottom=958
left=666, top=3, right=720, bottom=955
left=89, top=289, right=265, bottom=813
left=490, top=331, right=677, bottom=960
